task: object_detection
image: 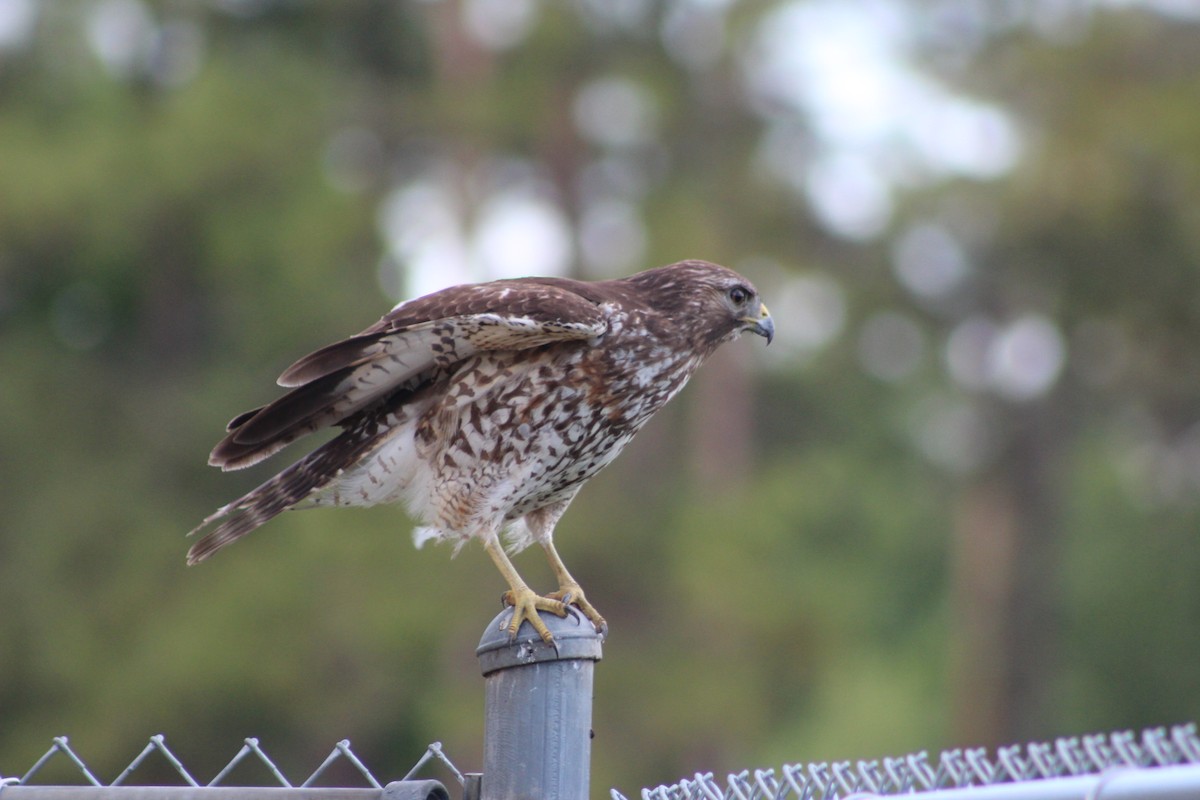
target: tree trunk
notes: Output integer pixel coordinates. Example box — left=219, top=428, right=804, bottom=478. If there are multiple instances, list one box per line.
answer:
left=951, top=402, right=1064, bottom=746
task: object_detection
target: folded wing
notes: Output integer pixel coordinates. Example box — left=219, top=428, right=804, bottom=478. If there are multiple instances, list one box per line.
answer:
left=208, top=280, right=608, bottom=471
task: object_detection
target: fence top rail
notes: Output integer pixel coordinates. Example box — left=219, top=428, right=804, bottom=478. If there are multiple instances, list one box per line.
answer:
left=611, top=723, right=1200, bottom=800
left=3, top=788, right=379, bottom=800
left=0, top=784, right=450, bottom=800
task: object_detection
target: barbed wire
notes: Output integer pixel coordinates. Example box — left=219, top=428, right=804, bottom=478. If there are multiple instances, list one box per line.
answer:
left=0, top=735, right=463, bottom=791
left=612, top=723, right=1200, bottom=800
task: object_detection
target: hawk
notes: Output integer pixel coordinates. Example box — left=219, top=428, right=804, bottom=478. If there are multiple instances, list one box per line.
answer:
left=187, top=260, right=774, bottom=643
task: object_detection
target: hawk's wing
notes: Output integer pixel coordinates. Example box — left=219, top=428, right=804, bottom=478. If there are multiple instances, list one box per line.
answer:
left=208, top=280, right=607, bottom=471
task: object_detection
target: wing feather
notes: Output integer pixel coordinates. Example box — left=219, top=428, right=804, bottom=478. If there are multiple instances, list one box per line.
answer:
left=277, top=333, right=382, bottom=387
left=207, top=280, right=608, bottom=471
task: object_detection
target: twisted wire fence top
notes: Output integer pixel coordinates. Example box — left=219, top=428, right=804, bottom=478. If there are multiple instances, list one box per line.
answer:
left=7, top=723, right=1199, bottom=799
left=612, top=723, right=1200, bottom=800
left=0, top=736, right=464, bottom=790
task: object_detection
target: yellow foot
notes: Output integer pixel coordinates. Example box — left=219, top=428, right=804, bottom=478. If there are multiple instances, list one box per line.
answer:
left=500, top=587, right=569, bottom=643
left=547, top=583, right=608, bottom=637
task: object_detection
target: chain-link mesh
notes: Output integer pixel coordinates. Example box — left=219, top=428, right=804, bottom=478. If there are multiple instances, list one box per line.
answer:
left=0, top=735, right=463, bottom=791
left=612, top=723, right=1200, bottom=800
left=8, top=724, right=1200, bottom=800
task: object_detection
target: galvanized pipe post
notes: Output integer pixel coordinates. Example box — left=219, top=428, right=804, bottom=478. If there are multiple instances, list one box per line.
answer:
left=475, top=608, right=604, bottom=800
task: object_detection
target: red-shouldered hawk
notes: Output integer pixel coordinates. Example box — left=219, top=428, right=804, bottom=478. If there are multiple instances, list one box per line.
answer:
left=188, top=260, right=774, bottom=643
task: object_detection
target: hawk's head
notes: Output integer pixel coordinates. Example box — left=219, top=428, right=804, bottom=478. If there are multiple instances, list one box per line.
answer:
left=628, top=260, right=774, bottom=351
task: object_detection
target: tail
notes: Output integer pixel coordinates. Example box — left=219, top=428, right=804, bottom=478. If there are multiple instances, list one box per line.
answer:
left=186, top=428, right=381, bottom=564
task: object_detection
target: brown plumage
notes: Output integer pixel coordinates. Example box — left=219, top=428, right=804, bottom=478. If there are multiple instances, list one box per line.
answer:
left=187, top=259, right=774, bottom=642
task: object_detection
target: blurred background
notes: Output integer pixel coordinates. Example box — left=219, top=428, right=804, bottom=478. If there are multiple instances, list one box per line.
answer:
left=3, top=0, right=1200, bottom=794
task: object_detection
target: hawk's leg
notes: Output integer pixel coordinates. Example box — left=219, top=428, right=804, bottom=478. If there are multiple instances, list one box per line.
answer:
left=540, top=540, right=608, bottom=637
left=482, top=537, right=567, bottom=644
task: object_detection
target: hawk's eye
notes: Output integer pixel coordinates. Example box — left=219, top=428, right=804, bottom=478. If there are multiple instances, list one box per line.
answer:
left=728, top=285, right=751, bottom=305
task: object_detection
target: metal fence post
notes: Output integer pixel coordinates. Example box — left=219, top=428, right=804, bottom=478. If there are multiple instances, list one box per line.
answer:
left=475, top=607, right=604, bottom=800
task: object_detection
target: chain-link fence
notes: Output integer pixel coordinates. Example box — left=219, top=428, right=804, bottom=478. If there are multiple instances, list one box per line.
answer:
left=6, top=723, right=1200, bottom=800
left=0, top=736, right=469, bottom=800
left=612, top=723, right=1200, bottom=800
left=3, top=616, right=1197, bottom=800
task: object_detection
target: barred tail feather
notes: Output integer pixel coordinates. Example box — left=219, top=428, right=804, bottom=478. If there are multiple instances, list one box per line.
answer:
left=187, top=428, right=381, bottom=565
left=186, top=494, right=294, bottom=565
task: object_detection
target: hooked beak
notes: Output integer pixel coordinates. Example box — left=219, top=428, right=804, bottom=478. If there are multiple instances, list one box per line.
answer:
left=741, top=302, right=774, bottom=345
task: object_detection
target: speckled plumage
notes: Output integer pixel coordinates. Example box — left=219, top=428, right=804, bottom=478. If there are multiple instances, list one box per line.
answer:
left=186, top=260, right=773, bottom=636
